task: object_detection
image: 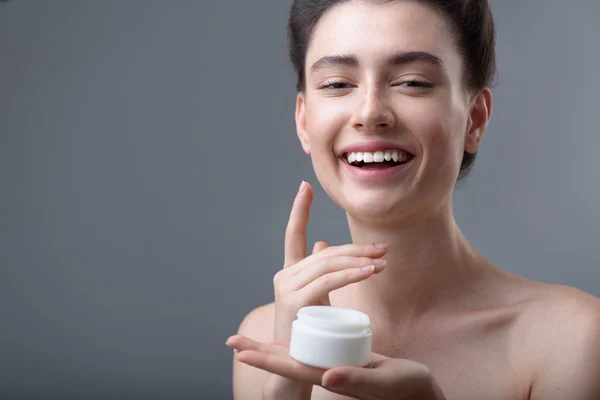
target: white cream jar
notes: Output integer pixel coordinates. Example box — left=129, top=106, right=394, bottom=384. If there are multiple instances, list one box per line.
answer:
left=289, top=306, right=372, bottom=369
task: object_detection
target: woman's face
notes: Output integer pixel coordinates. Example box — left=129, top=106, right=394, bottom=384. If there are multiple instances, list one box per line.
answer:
left=296, top=0, right=489, bottom=222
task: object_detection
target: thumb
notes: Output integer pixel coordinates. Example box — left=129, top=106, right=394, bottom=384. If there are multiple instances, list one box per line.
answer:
left=321, top=364, right=387, bottom=399
left=322, top=360, right=440, bottom=400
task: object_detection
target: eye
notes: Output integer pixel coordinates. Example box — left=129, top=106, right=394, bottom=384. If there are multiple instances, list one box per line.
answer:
left=398, top=79, right=434, bottom=89
left=318, top=80, right=351, bottom=90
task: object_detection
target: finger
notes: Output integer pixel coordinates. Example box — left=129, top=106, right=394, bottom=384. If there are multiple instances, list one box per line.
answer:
left=284, top=181, right=313, bottom=269
left=300, top=266, right=377, bottom=302
left=312, top=241, right=328, bottom=254
left=286, top=242, right=387, bottom=276
left=291, top=256, right=385, bottom=290
left=226, top=335, right=288, bottom=356
left=235, top=350, right=324, bottom=386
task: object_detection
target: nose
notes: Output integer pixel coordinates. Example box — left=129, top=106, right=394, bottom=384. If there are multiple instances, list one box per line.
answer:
left=350, top=88, right=395, bottom=133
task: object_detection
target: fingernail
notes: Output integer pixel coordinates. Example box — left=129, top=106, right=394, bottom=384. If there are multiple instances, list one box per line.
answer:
left=360, top=264, right=375, bottom=273
left=374, top=242, right=387, bottom=249
left=372, top=258, right=386, bottom=266
left=297, top=181, right=306, bottom=195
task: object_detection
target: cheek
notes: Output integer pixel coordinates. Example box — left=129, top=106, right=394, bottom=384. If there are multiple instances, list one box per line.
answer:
left=405, top=103, right=465, bottom=160
left=402, top=104, right=466, bottom=186
left=305, top=101, right=346, bottom=149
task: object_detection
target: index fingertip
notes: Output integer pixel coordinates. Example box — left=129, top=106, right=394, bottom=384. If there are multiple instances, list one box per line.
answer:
left=298, top=180, right=314, bottom=196
left=298, top=181, right=307, bottom=195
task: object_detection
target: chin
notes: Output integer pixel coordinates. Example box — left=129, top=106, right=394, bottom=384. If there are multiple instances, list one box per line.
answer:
left=338, top=190, right=415, bottom=223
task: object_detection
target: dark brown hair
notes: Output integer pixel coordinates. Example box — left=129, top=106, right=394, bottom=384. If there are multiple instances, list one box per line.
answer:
left=287, top=0, right=497, bottom=181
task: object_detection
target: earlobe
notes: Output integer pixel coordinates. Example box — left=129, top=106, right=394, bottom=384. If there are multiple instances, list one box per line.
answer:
left=464, top=88, right=492, bottom=154
left=295, top=93, right=311, bottom=155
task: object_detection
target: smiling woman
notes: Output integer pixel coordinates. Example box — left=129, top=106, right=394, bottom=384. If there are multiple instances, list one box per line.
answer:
left=227, top=1, right=600, bottom=399
left=292, top=0, right=496, bottom=185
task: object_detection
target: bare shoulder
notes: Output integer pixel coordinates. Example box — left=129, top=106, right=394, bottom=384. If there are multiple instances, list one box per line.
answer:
left=519, top=282, right=600, bottom=350
left=519, top=282, right=600, bottom=399
left=522, top=282, right=600, bottom=335
left=232, top=302, right=275, bottom=400
left=237, top=302, right=275, bottom=341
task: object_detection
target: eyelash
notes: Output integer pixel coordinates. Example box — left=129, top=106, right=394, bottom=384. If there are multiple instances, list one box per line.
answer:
left=318, top=79, right=434, bottom=90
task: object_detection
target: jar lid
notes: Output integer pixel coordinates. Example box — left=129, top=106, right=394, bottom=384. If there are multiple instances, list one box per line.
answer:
left=297, top=305, right=370, bottom=331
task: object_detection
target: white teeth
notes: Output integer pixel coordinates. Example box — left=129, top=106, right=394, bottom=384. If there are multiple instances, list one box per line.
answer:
left=345, top=149, right=411, bottom=165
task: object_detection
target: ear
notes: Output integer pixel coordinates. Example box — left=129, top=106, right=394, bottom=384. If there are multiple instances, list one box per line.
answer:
left=464, top=88, right=492, bottom=154
left=295, top=92, right=311, bottom=155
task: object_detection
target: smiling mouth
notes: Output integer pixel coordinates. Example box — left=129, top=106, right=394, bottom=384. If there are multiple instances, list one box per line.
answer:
left=340, top=151, right=415, bottom=169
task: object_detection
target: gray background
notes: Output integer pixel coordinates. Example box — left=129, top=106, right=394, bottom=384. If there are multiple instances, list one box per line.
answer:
left=1, top=0, right=598, bottom=399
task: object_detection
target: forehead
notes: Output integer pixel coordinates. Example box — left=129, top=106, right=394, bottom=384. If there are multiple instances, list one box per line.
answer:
left=306, top=1, right=461, bottom=73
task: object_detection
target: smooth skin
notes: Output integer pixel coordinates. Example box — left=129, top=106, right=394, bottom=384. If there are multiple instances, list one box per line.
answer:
left=229, top=1, right=600, bottom=399
left=229, top=183, right=446, bottom=400
left=230, top=183, right=600, bottom=399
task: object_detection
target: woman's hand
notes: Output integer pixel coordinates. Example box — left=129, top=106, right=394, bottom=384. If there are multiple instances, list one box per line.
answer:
left=227, top=335, right=447, bottom=400
left=265, top=181, right=388, bottom=398
left=275, top=181, right=387, bottom=342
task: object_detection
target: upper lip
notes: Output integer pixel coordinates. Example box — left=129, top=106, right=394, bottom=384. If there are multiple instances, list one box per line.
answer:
left=338, top=140, right=414, bottom=157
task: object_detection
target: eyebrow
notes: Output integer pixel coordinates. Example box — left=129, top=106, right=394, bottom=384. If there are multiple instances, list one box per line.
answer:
left=309, top=51, right=446, bottom=74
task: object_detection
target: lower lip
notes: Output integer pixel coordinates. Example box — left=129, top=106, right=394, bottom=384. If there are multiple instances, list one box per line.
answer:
left=339, top=158, right=413, bottom=181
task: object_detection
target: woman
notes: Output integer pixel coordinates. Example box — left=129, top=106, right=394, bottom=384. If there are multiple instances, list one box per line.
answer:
left=226, top=0, right=600, bottom=399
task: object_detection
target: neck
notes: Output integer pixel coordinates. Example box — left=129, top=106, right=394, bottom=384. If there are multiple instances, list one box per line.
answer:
left=331, top=199, right=486, bottom=325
